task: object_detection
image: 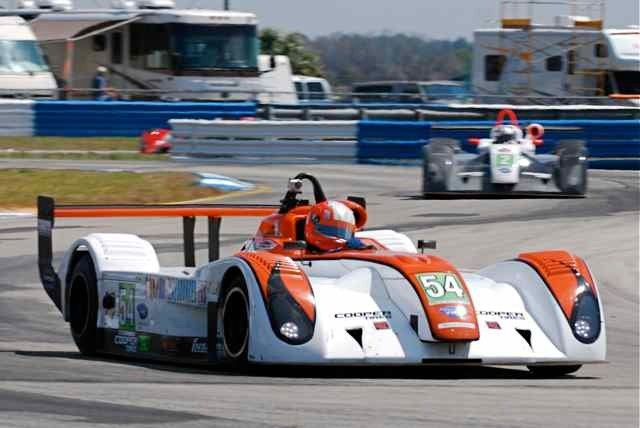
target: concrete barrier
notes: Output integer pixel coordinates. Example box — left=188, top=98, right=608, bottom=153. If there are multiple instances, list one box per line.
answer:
left=170, top=120, right=358, bottom=159
left=0, top=100, right=34, bottom=136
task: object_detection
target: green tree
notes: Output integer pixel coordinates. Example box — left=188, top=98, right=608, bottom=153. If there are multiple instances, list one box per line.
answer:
left=260, top=28, right=325, bottom=77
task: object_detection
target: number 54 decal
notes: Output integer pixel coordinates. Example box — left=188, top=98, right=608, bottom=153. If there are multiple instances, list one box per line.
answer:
left=416, top=273, right=469, bottom=305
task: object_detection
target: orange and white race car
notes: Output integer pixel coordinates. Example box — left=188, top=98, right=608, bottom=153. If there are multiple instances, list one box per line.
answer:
left=37, top=173, right=605, bottom=375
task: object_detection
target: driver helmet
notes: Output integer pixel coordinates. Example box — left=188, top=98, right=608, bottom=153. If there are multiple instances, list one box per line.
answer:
left=305, top=200, right=357, bottom=251
left=490, top=124, right=522, bottom=143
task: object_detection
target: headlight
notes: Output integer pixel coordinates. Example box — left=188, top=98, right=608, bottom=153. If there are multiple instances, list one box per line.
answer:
left=570, top=291, right=601, bottom=344
left=267, top=269, right=314, bottom=345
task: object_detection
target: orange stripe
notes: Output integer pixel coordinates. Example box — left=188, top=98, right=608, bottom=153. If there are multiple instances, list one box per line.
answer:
left=54, top=206, right=277, bottom=218
left=237, top=252, right=315, bottom=322
left=518, top=251, right=597, bottom=320
left=297, top=251, right=479, bottom=341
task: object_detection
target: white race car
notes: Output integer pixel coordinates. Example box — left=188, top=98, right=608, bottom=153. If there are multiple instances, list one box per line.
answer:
left=37, top=173, right=605, bottom=375
left=423, top=109, right=588, bottom=196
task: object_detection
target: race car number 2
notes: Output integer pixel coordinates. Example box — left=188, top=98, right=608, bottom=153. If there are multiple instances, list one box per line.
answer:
left=416, top=273, right=469, bottom=305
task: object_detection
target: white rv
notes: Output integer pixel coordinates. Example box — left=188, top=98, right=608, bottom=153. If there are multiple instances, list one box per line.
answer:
left=472, top=2, right=640, bottom=102
left=0, top=15, right=57, bottom=98
left=25, top=1, right=296, bottom=102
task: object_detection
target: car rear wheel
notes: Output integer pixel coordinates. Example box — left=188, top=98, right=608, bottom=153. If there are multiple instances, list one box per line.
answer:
left=68, top=254, right=98, bottom=356
left=554, top=140, right=588, bottom=195
left=527, top=364, right=582, bottom=377
left=423, top=139, right=459, bottom=193
left=220, top=277, right=250, bottom=365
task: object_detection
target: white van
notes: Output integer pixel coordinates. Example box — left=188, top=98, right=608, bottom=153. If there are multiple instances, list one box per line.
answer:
left=292, top=75, right=332, bottom=102
left=0, top=16, right=57, bottom=99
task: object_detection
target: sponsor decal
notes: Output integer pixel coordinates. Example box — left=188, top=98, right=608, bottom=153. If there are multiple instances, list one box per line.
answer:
left=334, top=311, right=391, bottom=320
left=138, top=335, right=151, bottom=352
left=416, top=273, right=469, bottom=305
left=437, top=322, right=476, bottom=329
left=161, top=337, right=177, bottom=354
left=118, top=283, right=136, bottom=332
left=486, top=321, right=501, bottom=329
left=496, top=153, right=514, bottom=167
left=146, top=276, right=166, bottom=300
left=373, top=321, right=390, bottom=330
left=102, top=291, right=116, bottom=315
left=478, top=310, right=525, bottom=320
left=191, top=338, right=208, bottom=354
left=167, top=279, right=206, bottom=306
left=439, top=305, right=467, bottom=319
left=114, top=331, right=137, bottom=353
left=498, top=167, right=512, bottom=173
left=136, top=303, right=148, bottom=320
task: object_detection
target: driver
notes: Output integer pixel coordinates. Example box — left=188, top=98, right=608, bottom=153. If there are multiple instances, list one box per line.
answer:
left=305, top=201, right=364, bottom=252
left=490, top=124, right=522, bottom=144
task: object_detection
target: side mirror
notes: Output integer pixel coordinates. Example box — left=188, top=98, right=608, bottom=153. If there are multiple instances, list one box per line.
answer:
left=417, top=240, right=437, bottom=253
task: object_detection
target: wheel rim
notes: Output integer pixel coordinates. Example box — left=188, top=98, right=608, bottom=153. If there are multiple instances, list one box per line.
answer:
left=69, top=275, right=90, bottom=337
left=222, top=287, right=249, bottom=359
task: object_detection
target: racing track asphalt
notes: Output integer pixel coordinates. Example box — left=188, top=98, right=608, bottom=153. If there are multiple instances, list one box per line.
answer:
left=0, top=160, right=638, bottom=427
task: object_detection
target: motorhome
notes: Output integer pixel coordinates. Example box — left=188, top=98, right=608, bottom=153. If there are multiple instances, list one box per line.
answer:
left=472, top=1, right=640, bottom=103
left=20, top=1, right=296, bottom=102
left=0, top=15, right=57, bottom=98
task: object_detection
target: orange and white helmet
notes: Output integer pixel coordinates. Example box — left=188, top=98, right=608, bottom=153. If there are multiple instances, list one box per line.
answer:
left=305, top=200, right=357, bottom=251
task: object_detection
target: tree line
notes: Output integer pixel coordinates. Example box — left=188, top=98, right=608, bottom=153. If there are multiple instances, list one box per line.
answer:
left=261, top=29, right=472, bottom=89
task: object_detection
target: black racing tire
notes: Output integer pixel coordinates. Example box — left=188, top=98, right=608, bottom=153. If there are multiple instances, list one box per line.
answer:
left=422, top=139, right=459, bottom=193
left=220, top=276, right=250, bottom=366
left=527, top=365, right=582, bottom=377
left=68, top=254, right=98, bottom=356
left=554, top=140, right=588, bottom=195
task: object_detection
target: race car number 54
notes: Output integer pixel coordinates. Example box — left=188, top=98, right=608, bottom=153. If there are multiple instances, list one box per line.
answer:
left=416, top=273, right=469, bottom=305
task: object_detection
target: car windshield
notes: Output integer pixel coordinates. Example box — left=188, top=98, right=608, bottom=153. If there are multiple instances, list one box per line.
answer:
left=0, top=40, right=50, bottom=74
left=172, top=24, right=258, bottom=70
left=421, top=84, right=466, bottom=98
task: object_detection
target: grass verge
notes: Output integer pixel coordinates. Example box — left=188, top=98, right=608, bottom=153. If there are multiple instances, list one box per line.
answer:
left=0, top=136, right=138, bottom=151
left=0, top=151, right=168, bottom=162
left=0, top=169, right=221, bottom=209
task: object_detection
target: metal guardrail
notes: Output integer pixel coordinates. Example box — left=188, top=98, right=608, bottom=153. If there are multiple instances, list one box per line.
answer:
left=169, top=120, right=359, bottom=159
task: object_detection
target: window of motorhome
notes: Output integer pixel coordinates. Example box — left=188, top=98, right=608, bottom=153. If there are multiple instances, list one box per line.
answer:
left=173, top=24, right=258, bottom=70
left=612, top=71, right=640, bottom=94
left=567, top=50, right=576, bottom=75
left=546, top=56, right=562, bottom=72
left=0, top=40, right=50, bottom=73
left=485, top=55, right=506, bottom=81
left=92, top=35, right=106, bottom=52
left=111, top=32, right=122, bottom=65
left=594, top=43, right=608, bottom=58
left=130, top=24, right=171, bottom=71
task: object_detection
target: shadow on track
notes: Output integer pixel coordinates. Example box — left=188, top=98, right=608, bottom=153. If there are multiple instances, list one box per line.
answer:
left=13, top=350, right=596, bottom=381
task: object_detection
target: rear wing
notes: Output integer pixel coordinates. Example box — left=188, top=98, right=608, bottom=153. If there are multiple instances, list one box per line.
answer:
left=37, top=195, right=278, bottom=312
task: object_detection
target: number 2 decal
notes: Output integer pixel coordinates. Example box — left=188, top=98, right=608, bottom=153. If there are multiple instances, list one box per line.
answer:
left=416, top=273, right=469, bottom=305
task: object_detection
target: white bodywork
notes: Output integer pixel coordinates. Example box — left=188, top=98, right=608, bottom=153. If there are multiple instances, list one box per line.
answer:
left=57, top=230, right=606, bottom=366
left=0, top=16, right=57, bottom=98
left=476, top=133, right=539, bottom=184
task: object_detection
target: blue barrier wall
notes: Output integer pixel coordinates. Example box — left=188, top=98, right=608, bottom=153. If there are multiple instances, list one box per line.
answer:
left=357, top=119, right=640, bottom=167
left=33, top=101, right=257, bottom=137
